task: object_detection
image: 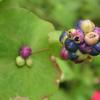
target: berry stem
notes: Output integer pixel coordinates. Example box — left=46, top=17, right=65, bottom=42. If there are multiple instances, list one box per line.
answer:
left=32, top=48, right=50, bottom=55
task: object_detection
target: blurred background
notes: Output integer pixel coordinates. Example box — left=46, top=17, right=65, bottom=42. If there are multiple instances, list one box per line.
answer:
left=22, top=0, right=100, bottom=30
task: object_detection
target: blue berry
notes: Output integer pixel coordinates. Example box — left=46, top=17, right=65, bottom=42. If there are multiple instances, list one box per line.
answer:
left=68, top=52, right=78, bottom=60
left=59, top=31, right=67, bottom=44
left=93, top=42, right=100, bottom=52
left=75, top=20, right=82, bottom=29
left=64, top=39, right=72, bottom=44
left=64, top=39, right=78, bottom=52
left=89, top=47, right=99, bottom=56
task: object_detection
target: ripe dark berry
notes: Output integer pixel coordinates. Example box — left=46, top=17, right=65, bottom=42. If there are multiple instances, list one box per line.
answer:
left=94, top=42, right=100, bottom=52
left=89, top=47, right=99, bottom=56
left=75, top=20, right=82, bottom=29
left=68, top=52, right=78, bottom=60
left=64, top=39, right=78, bottom=52
left=19, top=46, right=32, bottom=59
left=59, top=31, right=68, bottom=44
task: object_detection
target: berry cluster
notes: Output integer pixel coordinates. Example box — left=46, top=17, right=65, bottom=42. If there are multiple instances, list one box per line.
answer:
left=16, top=46, right=33, bottom=67
left=59, top=20, right=100, bottom=63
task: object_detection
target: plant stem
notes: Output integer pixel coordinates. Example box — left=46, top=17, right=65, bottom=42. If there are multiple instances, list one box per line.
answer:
left=32, top=48, right=50, bottom=55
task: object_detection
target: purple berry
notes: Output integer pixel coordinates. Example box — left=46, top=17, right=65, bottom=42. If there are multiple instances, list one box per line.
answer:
left=19, top=46, right=32, bottom=59
left=78, top=42, right=92, bottom=53
left=94, top=27, right=100, bottom=39
left=60, top=47, right=69, bottom=60
left=93, top=42, right=100, bottom=52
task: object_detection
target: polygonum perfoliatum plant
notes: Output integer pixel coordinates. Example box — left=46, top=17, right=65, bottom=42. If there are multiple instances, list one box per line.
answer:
left=0, top=0, right=99, bottom=100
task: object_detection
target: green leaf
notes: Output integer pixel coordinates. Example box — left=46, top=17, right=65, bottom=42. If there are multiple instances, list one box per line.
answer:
left=48, top=31, right=61, bottom=57
left=81, top=67, right=94, bottom=86
left=55, top=57, right=75, bottom=81
left=49, top=89, right=72, bottom=100
left=0, top=7, right=61, bottom=99
left=91, top=55, right=100, bottom=66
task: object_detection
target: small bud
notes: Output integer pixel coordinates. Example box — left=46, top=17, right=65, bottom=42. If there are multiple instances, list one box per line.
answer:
left=26, top=58, right=33, bottom=67
left=19, top=46, right=32, bottom=59
left=16, top=56, right=25, bottom=67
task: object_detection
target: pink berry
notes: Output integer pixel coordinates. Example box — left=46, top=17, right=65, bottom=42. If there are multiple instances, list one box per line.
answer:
left=85, top=32, right=99, bottom=46
left=67, top=29, right=84, bottom=43
left=91, top=90, right=100, bottom=100
left=73, top=29, right=84, bottom=44
left=60, top=47, right=69, bottom=60
left=19, top=46, right=32, bottom=59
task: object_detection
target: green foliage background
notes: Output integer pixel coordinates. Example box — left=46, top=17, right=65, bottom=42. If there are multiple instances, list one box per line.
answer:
left=0, top=0, right=100, bottom=100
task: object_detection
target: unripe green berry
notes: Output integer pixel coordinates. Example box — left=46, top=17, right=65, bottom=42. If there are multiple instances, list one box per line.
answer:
left=80, top=20, right=95, bottom=34
left=26, top=58, right=33, bottom=67
left=16, top=56, right=25, bottom=67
